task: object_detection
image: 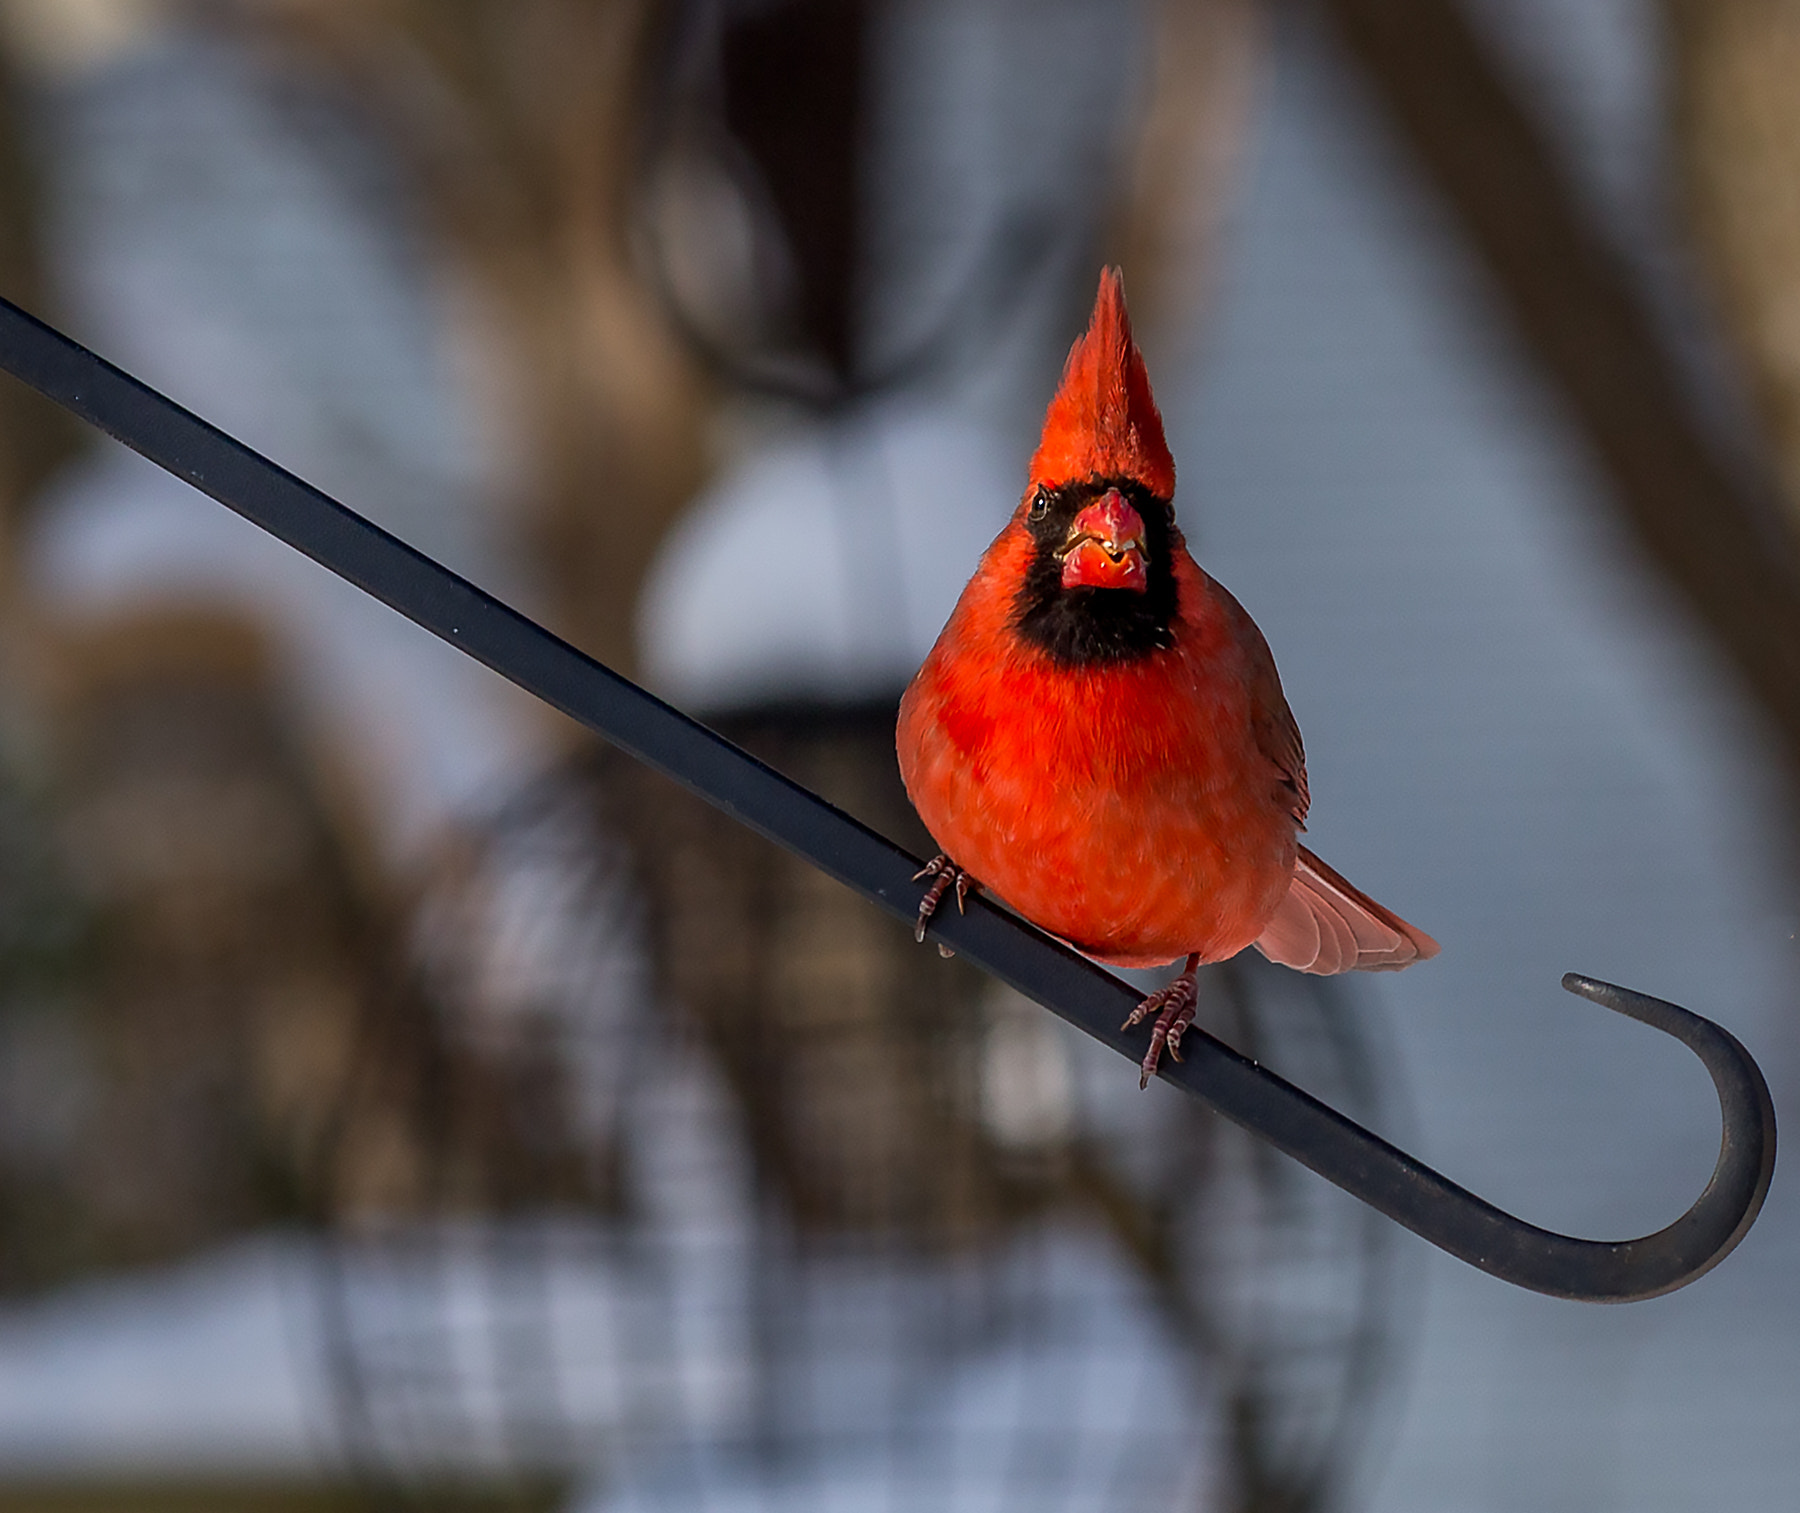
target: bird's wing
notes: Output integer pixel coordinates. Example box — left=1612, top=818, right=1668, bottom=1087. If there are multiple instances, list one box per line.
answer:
left=1254, top=687, right=1309, bottom=828
left=1254, top=846, right=1439, bottom=974
left=1208, top=575, right=1309, bottom=825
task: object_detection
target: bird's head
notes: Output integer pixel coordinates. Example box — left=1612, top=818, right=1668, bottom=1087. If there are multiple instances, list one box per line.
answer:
left=1010, top=268, right=1180, bottom=664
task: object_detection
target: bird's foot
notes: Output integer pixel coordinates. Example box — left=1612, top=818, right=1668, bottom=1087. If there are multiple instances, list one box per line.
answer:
left=1123, top=954, right=1202, bottom=1089
left=914, top=854, right=976, bottom=952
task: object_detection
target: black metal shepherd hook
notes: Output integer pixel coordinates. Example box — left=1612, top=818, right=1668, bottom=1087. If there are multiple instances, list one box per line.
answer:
left=0, top=296, right=1774, bottom=1303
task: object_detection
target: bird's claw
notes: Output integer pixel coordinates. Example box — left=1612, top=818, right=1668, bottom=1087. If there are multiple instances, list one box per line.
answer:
left=913, top=854, right=975, bottom=945
left=1125, top=963, right=1200, bottom=1089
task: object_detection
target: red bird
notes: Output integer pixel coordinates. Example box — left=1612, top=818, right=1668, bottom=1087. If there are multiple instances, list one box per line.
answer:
left=897, top=268, right=1437, bottom=1087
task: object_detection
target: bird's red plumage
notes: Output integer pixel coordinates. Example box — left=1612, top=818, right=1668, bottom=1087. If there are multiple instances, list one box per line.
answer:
left=1027, top=268, right=1176, bottom=500
left=897, top=268, right=1437, bottom=980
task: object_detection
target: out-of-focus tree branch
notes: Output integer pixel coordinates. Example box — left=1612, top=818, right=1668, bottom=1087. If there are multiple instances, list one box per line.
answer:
left=1111, top=0, right=1267, bottom=350
left=1325, top=0, right=1800, bottom=788
left=0, top=39, right=81, bottom=575
left=241, top=0, right=716, bottom=681
left=1667, top=1, right=1800, bottom=532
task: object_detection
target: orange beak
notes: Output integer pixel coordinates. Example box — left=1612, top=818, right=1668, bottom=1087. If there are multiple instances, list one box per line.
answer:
left=1056, top=490, right=1148, bottom=592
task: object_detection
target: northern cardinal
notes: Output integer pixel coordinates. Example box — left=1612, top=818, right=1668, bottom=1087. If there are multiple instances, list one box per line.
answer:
left=897, top=268, right=1437, bottom=1087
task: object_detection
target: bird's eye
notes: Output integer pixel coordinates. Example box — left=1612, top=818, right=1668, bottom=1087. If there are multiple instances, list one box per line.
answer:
left=1028, top=489, right=1050, bottom=523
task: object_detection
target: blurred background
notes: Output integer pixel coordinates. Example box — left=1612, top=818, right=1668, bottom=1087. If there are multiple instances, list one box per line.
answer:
left=0, top=0, right=1789, bottom=1509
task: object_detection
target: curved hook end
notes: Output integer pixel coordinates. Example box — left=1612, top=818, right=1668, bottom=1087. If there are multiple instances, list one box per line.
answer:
left=1557, top=972, right=1777, bottom=1299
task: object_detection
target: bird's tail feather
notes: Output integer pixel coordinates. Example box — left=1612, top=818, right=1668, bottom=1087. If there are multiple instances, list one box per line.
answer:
left=1253, top=845, right=1439, bottom=975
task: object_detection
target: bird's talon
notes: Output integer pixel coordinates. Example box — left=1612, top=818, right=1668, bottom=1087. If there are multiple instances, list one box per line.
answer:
left=1126, top=956, right=1201, bottom=1088
left=937, top=943, right=955, bottom=959
left=914, top=854, right=977, bottom=946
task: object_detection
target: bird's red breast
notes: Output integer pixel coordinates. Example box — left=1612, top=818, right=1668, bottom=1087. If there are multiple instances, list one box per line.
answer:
left=897, top=268, right=1436, bottom=975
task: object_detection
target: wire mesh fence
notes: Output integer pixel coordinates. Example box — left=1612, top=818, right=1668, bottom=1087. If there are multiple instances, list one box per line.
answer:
left=306, top=705, right=1411, bottom=1510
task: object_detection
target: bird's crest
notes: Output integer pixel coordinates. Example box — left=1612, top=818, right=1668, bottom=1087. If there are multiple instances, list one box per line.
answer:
left=1027, top=267, right=1175, bottom=500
